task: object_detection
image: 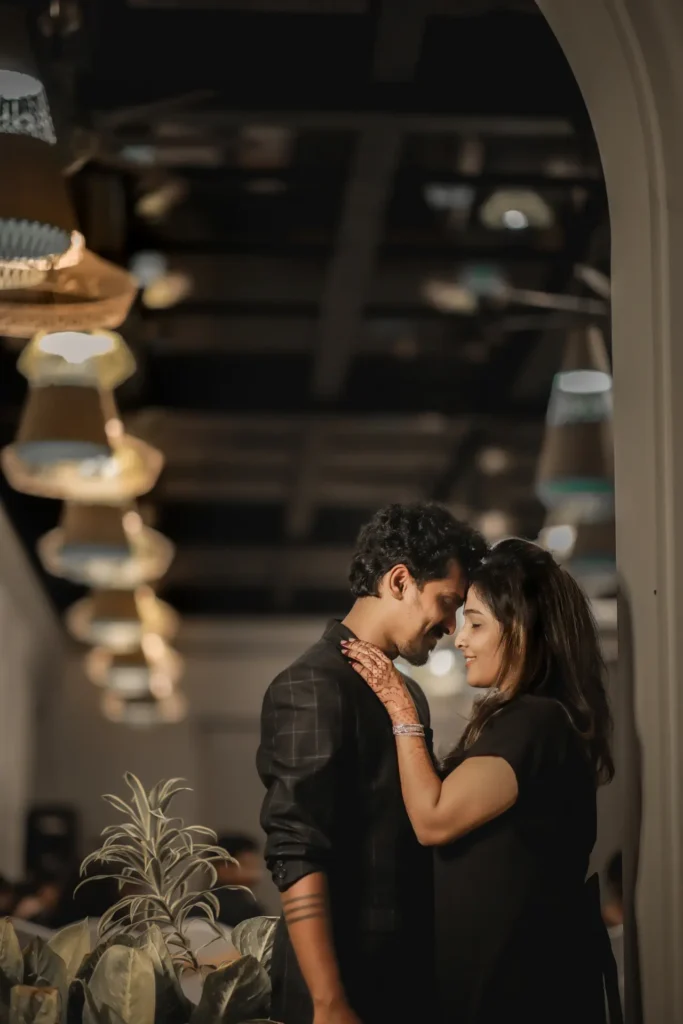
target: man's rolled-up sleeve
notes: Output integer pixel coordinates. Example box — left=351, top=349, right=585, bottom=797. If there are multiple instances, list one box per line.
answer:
left=257, top=667, right=344, bottom=892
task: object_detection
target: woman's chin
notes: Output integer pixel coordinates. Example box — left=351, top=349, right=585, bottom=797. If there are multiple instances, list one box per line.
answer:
left=467, top=675, right=494, bottom=690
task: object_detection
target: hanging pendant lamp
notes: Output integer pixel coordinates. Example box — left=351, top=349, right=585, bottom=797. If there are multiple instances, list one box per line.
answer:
left=37, top=503, right=175, bottom=588
left=536, top=325, right=614, bottom=521
left=0, top=250, right=137, bottom=337
left=0, top=5, right=56, bottom=144
left=85, top=636, right=183, bottom=699
left=100, top=690, right=188, bottom=729
left=4, top=382, right=111, bottom=471
left=565, top=519, right=617, bottom=598
left=0, top=7, right=84, bottom=288
left=480, top=188, right=554, bottom=231
left=2, top=390, right=164, bottom=502
left=0, top=134, right=79, bottom=264
left=66, top=587, right=179, bottom=652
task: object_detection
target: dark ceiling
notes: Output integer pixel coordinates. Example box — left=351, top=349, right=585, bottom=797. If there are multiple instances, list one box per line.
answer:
left=0, top=0, right=609, bottom=619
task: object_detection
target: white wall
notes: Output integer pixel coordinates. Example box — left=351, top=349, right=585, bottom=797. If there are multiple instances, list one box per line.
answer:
left=0, top=502, right=65, bottom=880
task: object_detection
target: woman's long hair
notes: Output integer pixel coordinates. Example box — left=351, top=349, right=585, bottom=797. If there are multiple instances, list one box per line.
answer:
left=445, top=537, right=614, bottom=784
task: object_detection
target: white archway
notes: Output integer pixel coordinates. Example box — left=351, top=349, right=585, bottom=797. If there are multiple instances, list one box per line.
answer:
left=536, top=0, right=683, bottom=1019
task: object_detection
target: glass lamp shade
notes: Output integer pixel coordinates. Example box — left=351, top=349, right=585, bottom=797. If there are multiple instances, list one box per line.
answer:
left=0, top=134, right=77, bottom=263
left=0, top=6, right=56, bottom=144
left=37, top=503, right=175, bottom=588
left=535, top=420, right=614, bottom=520
left=0, top=250, right=138, bottom=338
left=2, top=428, right=164, bottom=502
left=2, top=382, right=111, bottom=475
left=18, top=330, right=136, bottom=389
left=85, top=639, right=183, bottom=699
left=566, top=520, right=617, bottom=597
left=0, top=227, right=83, bottom=292
left=536, top=326, right=614, bottom=519
left=100, top=690, right=188, bottom=729
left=66, top=587, right=179, bottom=652
left=545, top=326, right=613, bottom=428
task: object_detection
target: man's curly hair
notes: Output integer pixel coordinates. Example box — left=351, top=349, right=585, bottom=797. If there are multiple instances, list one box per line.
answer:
left=349, top=502, right=489, bottom=597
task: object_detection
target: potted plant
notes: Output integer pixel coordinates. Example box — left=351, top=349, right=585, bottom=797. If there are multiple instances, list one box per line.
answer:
left=0, top=774, right=280, bottom=1024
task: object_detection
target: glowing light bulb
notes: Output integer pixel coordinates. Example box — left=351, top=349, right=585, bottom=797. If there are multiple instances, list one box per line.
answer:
left=37, top=331, right=115, bottom=365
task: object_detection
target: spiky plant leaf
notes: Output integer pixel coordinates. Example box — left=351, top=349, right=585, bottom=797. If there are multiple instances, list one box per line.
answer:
left=48, top=921, right=91, bottom=986
left=77, top=775, right=245, bottom=973
left=230, top=919, right=279, bottom=974
left=190, top=957, right=270, bottom=1024
left=9, top=985, right=60, bottom=1024
left=87, top=946, right=154, bottom=1024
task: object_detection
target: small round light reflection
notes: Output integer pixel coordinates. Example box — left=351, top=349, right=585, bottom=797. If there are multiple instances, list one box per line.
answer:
left=502, top=209, right=529, bottom=230
left=429, top=649, right=456, bottom=677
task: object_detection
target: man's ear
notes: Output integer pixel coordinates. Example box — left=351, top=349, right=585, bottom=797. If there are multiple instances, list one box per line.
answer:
left=385, top=563, right=411, bottom=600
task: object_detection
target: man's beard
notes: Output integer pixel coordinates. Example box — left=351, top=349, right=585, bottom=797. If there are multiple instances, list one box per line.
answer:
left=398, top=634, right=438, bottom=667
left=397, top=638, right=436, bottom=663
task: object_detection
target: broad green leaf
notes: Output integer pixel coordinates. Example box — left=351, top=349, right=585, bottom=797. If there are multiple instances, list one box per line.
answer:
left=23, top=940, right=66, bottom=1008
left=48, top=921, right=91, bottom=985
left=230, top=918, right=279, bottom=973
left=9, top=985, right=60, bottom=1024
left=0, top=918, right=23, bottom=987
left=65, top=979, right=85, bottom=1024
left=190, top=956, right=270, bottom=1024
left=88, top=945, right=155, bottom=1024
left=82, top=985, right=127, bottom=1024
left=75, top=935, right=137, bottom=986
left=139, top=926, right=190, bottom=1024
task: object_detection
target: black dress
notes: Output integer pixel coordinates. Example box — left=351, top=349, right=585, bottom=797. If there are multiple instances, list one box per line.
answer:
left=435, top=694, right=617, bottom=1024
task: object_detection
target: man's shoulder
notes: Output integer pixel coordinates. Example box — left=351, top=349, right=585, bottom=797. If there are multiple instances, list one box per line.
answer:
left=266, top=636, right=344, bottom=694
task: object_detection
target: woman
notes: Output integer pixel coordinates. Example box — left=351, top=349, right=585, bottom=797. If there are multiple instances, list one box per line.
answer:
left=342, top=538, right=621, bottom=1024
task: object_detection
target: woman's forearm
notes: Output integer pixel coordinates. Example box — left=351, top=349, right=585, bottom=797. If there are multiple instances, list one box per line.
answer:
left=393, top=732, right=444, bottom=843
left=395, top=733, right=519, bottom=846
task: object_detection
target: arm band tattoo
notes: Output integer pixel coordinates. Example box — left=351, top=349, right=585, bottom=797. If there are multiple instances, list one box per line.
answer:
left=283, top=910, right=326, bottom=926
left=281, top=891, right=326, bottom=907
left=282, top=890, right=327, bottom=928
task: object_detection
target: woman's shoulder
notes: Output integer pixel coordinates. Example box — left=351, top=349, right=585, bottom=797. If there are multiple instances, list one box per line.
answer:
left=513, top=693, right=571, bottom=718
left=490, top=694, right=575, bottom=744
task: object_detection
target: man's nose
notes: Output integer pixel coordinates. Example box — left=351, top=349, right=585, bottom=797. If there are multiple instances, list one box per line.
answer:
left=443, top=615, right=457, bottom=636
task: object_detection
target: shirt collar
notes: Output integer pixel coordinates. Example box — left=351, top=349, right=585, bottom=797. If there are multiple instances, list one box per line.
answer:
left=322, top=618, right=357, bottom=645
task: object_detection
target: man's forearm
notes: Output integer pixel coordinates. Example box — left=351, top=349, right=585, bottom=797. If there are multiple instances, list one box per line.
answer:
left=281, top=871, right=346, bottom=1009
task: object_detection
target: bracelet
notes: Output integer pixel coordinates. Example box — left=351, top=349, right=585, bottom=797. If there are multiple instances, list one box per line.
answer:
left=392, top=722, right=425, bottom=737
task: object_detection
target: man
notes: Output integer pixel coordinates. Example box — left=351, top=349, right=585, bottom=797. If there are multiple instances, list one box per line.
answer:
left=257, top=502, right=488, bottom=1024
